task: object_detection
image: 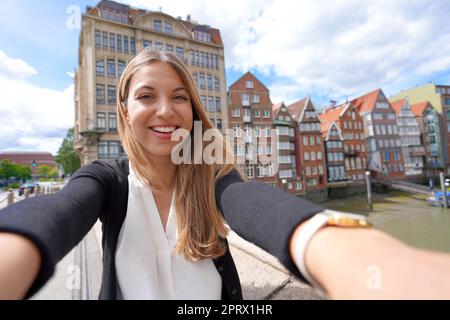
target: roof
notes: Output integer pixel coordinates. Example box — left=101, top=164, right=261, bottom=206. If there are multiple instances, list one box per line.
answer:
left=390, top=99, right=406, bottom=116
left=351, top=88, right=381, bottom=113
left=228, top=71, right=269, bottom=92
left=272, top=102, right=284, bottom=119
left=410, top=101, right=431, bottom=117
left=319, top=104, right=346, bottom=134
left=286, top=97, right=308, bottom=122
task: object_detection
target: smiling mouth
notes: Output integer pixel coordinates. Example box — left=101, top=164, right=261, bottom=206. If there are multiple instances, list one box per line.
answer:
left=148, top=126, right=179, bottom=133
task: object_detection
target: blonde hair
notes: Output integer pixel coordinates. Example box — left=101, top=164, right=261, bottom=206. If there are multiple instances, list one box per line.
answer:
left=117, top=49, right=243, bottom=260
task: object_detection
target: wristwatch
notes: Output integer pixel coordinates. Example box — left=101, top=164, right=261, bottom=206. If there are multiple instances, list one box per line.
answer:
left=292, top=209, right=372, bottom=293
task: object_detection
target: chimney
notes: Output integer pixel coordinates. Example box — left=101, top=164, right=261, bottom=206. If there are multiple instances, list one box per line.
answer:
left=187, top=14, right=191, bottom=21
left=330, top=100, right=337, bottom=108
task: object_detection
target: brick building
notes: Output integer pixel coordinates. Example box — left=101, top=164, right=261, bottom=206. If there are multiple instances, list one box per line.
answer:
left=352, top=89, right=404, bottom=179
left=227, top=72, right=277, bottom=185
left=287, top=97, right=327, bottom=192
left=272, top=102, right=304, bottom=194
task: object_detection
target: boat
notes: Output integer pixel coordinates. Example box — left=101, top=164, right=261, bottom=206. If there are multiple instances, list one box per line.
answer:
left=427, top=191, right=450, bottom=207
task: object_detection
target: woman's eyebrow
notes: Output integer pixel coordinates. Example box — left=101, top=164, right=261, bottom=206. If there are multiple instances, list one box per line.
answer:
left=173, top=87, right=188, bottom=93
left=135, top=85, right=155, bottom=92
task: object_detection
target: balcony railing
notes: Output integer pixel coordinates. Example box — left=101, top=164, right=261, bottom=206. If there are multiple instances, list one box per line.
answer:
left=409, top=146, right=426, bottom=156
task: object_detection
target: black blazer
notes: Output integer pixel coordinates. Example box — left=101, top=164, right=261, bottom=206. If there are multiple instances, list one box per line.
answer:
left=0, top=158, right=323, bottom=299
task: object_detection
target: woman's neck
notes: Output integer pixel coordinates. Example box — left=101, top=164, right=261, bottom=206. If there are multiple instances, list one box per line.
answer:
left=146, top=155, right=177, bottom=192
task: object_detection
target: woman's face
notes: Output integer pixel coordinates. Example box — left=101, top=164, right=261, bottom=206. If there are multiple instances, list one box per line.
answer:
left=125, top=61, right=194, bottom=158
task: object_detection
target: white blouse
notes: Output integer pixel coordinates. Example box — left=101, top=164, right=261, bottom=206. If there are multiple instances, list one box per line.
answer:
left=115, top=162, right=222, bottom=299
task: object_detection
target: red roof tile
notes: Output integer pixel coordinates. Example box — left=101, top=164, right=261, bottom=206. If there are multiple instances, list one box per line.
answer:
left=390, top=99, right=405, bottom=116
left=351, top=88, right=381, bottom=113
left=410, top=101, right=431, bottom=117
left=319, top=105, right=345, bottom=135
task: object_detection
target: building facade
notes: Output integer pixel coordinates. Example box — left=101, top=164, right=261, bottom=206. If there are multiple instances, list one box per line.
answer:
left=352, top=89, right=404, bottom=179
left=321, top=123, right=346, bottom=183
left=287, top=98, right=328, bottom=192
left=410, top=101, right=445, bottom=176
left=320, top=102, right=368, bottom=183
left=227, top=72, right=277, bottom=185
left=272, top=102, right=304, bottom=194
left=390, top=83, right=450, bottom=173
left=391, top=99, right=425, bottom=177
left=74, top=0, right=228, bottom=164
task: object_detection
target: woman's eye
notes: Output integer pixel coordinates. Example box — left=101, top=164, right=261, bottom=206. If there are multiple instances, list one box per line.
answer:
left=174, top=96, right=189, bottom=102
left=137, top=95, right=154, bottom=100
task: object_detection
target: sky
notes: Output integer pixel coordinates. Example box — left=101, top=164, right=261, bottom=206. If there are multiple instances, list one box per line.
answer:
left=1, top=0, right=450, bottom=154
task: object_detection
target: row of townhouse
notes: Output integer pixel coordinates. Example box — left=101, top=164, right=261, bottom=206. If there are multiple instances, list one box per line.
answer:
left=228, top=71, right=449, bottom=197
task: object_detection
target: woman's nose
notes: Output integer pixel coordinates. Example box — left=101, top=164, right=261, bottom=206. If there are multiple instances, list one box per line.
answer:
left=155, top=98, right=174, bottom=118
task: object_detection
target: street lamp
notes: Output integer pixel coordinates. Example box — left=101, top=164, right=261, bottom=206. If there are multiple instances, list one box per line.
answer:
left=281, top=178, right=288, bottom=192
left=365, top=170, right=373, bottom=211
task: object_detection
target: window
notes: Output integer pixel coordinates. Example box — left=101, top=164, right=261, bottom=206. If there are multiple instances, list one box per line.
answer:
left=253, top=95, right=260, bottom=103
left=246, top=81, right=254, bottom=88
left=199, top=73, right=205, bottom=89
left=200, top=52, right=205, bottom=67
left=96, top=84, right=105, bottom=104
left=445, top=98, right=450, bottom=106
left=200, top=95, right=206, bottom=108
left=214, top=77, right=220, bottom=92
left=205, top=52, right=209, bottom=68
left=97, top=112, right=106, bottom=130
left=215, top=97, right=221, bottom=112
left=254, top=110, right=260, bottom=118
left=117, top=34, right=122, bottom=52
left=153, top=20, right=162, bottom=32
left=130, top=37, right=136, bottom=54
left=143, top=40, right=152, bottom=49
left=165, top=44, right=174, bottom=52
left=107, top=59, right=115, bottom=77
left=95, top=30, right=101, bottom=48
left=263, top=110, right=270, bottom=118
left=207, top=74, right=213, bottom=90
left=303, top=136, right=308, bottom=146
left=384, top=151, right=390, bottom=161
left=317, top=136, right=321, bottom=144
left=107, top=85, right=116, bottom=105
left=311, top=152, right=316, bottom=161
left=118, top=61, right=126, bottom=77
left=109, top=33, right=115, bottom=49
left=207, top=96, right=214, bottom=112
left=232, top=108, right=240, bottom=117
left=216, top=119, right=222, bottom=130
left=108, top=113, right=117, bottom=131
left=103, top=31, right=108, bottom=48
left=246, top=164, right=254, bottom=178
left=310, top=136, right=315, bottom=146
left=164, top=21, right=173, bottom=33
left=124, top=36, right=129, bottom=54
left=109, top=141, right=120, bottom=158
left=304, top=152, right=310, bottom=161
left=317, top=151, right=322, bottom=160
left=195, top=51, right=199, bottom=66
left=394, top=151, right=400, bottom=161
left=215, top=54, right=219, bottom=69
left=96, top=60, right=105, bottom=76
left=98, top=142, right=108, bottom=158
left=296, top=182, right=302, bottom=190
left=242, top=94, right=250, bottom=106
left=176, top=47, right=184, bottom=60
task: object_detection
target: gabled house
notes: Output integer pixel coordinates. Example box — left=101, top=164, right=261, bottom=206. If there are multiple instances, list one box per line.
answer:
left=352, top=89, right=405, bottom=179
left=287, top=97, right=328, bottom=193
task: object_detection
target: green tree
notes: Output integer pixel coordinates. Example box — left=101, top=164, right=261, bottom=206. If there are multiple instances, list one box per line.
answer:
left=0, top=160, right=31, bottom=181
left=55, top=128, right=81, bottom=175
left=38, top=165, right=52, bottom=178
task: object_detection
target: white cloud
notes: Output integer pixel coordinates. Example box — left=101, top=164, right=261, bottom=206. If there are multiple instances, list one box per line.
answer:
left=0, top=49, right=37, bottom=80
left=120, top=0, right=450, bottom=101
left=0, top=50, right=73, bottom=154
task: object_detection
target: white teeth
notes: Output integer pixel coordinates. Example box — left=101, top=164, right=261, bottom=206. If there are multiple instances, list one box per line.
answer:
left=151, top=126, right=176, bottom=133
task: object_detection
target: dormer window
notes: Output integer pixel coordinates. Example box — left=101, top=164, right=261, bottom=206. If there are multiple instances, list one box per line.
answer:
left=246, top=80, right=254, bottom=88
left=193, top=30, right=211, bottom=42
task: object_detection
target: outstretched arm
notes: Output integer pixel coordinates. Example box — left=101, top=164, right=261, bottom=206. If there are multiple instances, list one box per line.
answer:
left=0, top=233, right=41, bottom=299
left=290, top=223, right=450, bottom=299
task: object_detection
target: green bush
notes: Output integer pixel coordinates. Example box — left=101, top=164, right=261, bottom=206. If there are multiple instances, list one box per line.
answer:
left=8, top=183, right=20, bottom=189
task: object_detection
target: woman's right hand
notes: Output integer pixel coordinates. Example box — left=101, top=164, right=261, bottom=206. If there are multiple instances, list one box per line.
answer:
left=0, top=232, right=41, bottom=300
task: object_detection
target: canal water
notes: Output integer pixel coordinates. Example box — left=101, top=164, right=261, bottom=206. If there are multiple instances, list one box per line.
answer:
left=323, top=191, right=450, bottom=253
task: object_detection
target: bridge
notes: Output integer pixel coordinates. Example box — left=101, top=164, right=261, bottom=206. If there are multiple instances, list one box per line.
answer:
left=372, top=178, right=431, bottom=195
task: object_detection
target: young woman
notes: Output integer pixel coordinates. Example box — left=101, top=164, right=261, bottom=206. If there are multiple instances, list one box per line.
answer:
left=0, top=50, right=449, bottom=300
